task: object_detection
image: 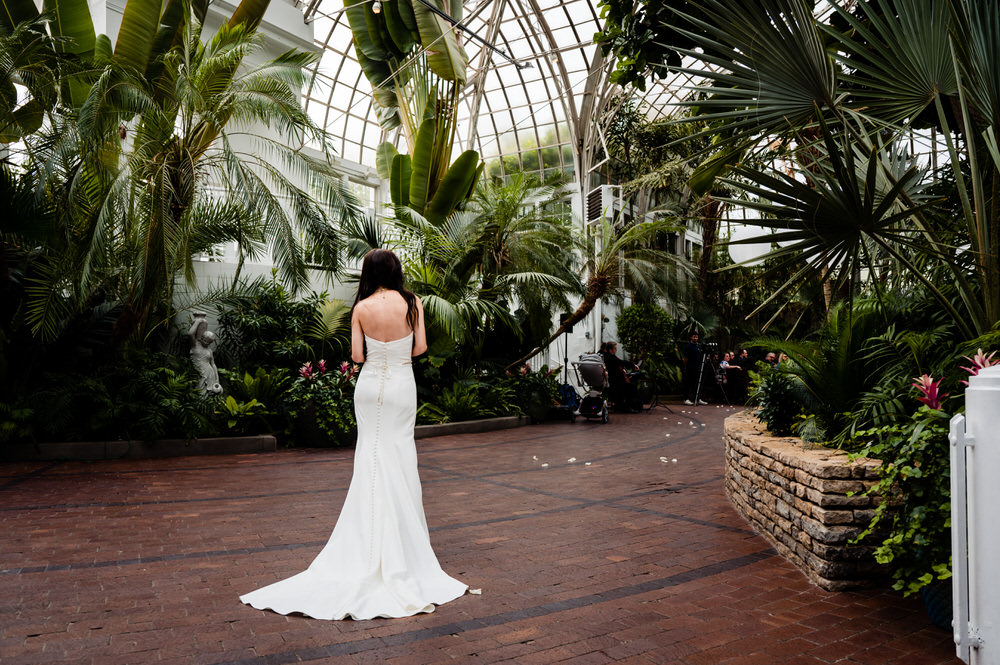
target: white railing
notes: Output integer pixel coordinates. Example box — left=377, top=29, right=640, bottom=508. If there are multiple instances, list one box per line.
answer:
left=951, top=365, right=1000, bottom=664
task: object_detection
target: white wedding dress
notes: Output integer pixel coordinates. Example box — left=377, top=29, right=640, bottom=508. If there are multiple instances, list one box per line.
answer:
left=240, top=333, right=467, bottom=620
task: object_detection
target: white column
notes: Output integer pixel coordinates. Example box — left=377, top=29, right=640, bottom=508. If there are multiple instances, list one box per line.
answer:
left=962, top=365, right=1000, bottom=664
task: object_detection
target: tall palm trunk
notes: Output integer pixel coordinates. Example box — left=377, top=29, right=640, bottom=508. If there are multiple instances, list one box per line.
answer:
left=696, top=196, right=721, bottom=296
left=505, top=275, right=611, bottom=371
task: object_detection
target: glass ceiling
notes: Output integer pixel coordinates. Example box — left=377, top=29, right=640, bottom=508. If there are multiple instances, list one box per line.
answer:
left=298, top=0, right=690, bottom=183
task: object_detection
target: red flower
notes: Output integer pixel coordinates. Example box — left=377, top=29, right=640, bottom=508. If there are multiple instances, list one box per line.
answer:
left=317, top=359, right=328, bottom=375
left=299, top=362, right=313, bottom=379
left=912, top=374, right=947, bottom=410
left=960, top=348, right=999, bottom=386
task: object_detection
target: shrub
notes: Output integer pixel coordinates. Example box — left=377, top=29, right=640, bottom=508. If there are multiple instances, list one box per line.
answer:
left=6, top=350, right=215, bottom=443
left=852, top=406, right=951, bottom=596
left=496, top=364, right=560, bottom=418
left=215, top=276, right=326, bottom=371
left=747, top=364, right=804, bottom=436
left=418, top=381, right=485, bottom=424
left=282, top=360, right=358, bottom=446
left=616, top=304, right=680, bottom=392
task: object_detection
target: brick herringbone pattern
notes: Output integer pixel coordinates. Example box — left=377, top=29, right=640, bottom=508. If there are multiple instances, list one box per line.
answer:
left=1, top=405, right=959, bottom=664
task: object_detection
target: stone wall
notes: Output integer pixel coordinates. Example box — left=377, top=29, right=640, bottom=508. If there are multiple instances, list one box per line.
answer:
left=724, top=411, right=886, bottom=591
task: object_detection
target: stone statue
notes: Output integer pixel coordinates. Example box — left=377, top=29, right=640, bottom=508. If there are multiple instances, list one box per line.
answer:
left=189, top=312, right=223, bottom=395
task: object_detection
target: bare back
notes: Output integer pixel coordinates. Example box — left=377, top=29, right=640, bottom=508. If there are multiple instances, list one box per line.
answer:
left=351, top=290, right=427, bottom=362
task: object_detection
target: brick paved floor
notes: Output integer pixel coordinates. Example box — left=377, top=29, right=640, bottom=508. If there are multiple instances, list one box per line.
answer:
left=1, top=405, right=959, bottom=665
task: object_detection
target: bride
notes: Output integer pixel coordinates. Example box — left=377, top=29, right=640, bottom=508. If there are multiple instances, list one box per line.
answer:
left=240, top=248, right=468, bottom=620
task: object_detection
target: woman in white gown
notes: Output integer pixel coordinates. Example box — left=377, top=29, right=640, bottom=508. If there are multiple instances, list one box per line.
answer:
left=240, top=249, right=468, bottom=620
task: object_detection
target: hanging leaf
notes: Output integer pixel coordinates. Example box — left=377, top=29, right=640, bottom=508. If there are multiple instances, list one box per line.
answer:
left=376, top=142, right=398, bottom=180
left=412, top=0, right=467, bottom=84
left=424, top=149, right=480, bottom=224
left=382, top=0, right=416, bottom=54
left=390, top=153, right=412, bottom=207
left=408, top=118, right=436, bottom=212
left=395, top=0, right=418, bottom=33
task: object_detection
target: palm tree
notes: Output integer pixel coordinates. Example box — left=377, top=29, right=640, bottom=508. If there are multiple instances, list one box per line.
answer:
left=507, top=214, right=689, bottom=370
left=344, top=176, right=579, bottom=358
left=22, top=8, right=360, bottom=343
left=601, top=0, right=1000, bottom=338
left=463, top=175, right=578, bottom=324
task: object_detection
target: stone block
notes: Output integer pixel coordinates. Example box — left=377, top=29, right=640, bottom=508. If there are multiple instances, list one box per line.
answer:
left=811, top=506, right=856, bottom=525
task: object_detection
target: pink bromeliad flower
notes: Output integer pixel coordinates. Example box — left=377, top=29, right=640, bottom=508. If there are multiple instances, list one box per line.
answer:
left=339, top=361, right=351, bottom=375
left=912, top=374, right=948, bottom=410
left=299, top=362, right=313, bottom=379
left=316, top=359, right=327, bottom=375
left=960, top=348, right=999, bottom=386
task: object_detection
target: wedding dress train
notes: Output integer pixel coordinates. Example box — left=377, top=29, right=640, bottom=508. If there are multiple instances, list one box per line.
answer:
left=240, top=333, right=467, bottom=620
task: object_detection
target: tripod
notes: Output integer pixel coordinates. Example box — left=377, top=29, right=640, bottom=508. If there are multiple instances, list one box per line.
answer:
left=632, top=369, right=673, bottom=413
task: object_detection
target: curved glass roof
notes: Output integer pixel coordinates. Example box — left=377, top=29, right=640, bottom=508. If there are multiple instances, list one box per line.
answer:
left=299, top=0, right=688, bottom=183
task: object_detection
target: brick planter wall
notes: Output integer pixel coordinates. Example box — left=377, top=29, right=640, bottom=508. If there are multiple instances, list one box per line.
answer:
left=724, top=411, right=886, bottom=590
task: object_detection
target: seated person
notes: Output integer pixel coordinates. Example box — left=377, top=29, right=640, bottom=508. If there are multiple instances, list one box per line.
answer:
left=600, top=341, right=641, bottom=413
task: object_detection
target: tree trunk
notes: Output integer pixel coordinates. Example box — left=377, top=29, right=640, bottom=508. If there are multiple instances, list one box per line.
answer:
left=504, top=277, right=608, bottom=372
left=697, top=196, right=721, bottom=296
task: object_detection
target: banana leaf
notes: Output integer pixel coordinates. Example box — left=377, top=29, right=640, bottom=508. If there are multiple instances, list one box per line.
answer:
left=0, top=99, right=43, bottom=142
left=424, top=149, right=480, bottom=224
left=382, top=0, right=416, bottom=54
left=226, top=0, right=270, bottom=31
left=356, top=47, right=394, bottom=91
left=376, top=141, right=398, bottom=180
left=412, top=0, right=467, bottom=84
left=0, top=0, right=39, bottom=31
left=112, top=0, right=163, bottom=72
left=390, top=153, right=412, bottom=207
left=44, top=0, right=94, bottom=55
left=395, top=0, right=418, bottom=33
left=145, top=0, right=208, bottom=84
left=408, top=118, right=436, bottom=213
left=93, top=33, right=111, bottom=65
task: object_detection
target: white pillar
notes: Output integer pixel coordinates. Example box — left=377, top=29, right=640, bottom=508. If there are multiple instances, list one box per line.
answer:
left=956, top=365, right=1000, bottom=664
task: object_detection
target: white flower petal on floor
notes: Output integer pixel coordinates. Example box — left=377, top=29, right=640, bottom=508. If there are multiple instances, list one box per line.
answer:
left=468, top=588, right=482, bottom=595
left=567, top=457, right=576, bottom=463
left=541, top=463, right=549, bottom=468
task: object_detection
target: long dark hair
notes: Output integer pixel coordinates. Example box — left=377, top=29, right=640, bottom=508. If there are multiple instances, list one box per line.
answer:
left=352, top=248, right=419, bottom=331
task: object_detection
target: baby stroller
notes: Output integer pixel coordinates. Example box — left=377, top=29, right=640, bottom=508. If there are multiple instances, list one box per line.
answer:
left=571, top=353, right=610, bottom=423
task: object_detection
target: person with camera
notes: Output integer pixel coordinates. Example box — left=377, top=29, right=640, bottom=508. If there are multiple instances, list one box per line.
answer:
left=682, top=332, right=708, bottom=405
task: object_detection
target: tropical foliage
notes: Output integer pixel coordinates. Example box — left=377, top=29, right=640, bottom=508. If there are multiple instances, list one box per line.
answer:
left=1, top=0, right=361, bottom=361
left=599, top=0, right=1000, bottom=338
left=616, top=303, right=680, bottom=393
left=596, top=0, right=1000, bottom=597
